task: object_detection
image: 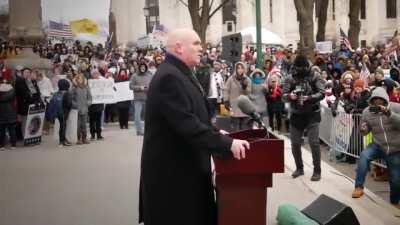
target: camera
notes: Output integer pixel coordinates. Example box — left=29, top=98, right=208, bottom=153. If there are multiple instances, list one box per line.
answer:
left=293, top=85, right=305, bottom=106
left=369, top=106, right=381, bottom=113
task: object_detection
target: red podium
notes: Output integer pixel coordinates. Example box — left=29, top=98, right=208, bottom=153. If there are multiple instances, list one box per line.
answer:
left=213, top=129, right=284, bottom=225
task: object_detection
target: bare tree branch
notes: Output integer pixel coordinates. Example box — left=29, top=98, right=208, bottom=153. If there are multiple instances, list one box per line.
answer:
left=178, top=0, right=188, bottom=7
left=208, top=0, right=230, bottom=21
left=209, top=0, right=215, bottom=12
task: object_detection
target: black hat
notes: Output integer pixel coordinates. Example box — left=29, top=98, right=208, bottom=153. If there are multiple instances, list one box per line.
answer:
left=293, top=55, right=310, bottom=67
left=58, top=79, right=70, bottom=91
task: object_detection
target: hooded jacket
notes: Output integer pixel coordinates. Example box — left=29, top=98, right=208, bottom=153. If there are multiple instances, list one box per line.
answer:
left=71, top=75, right=92, bottom=115
left=223, top=62, right=252, bottom=117
left=362, top=87, right=400, bottom=155
left=129, top=63, right=152, bottom=101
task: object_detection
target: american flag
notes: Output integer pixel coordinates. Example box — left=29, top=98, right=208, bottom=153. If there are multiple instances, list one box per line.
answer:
left=339, top=28, right=353, bottom=51
left=47, top=20, right=74, bottom=39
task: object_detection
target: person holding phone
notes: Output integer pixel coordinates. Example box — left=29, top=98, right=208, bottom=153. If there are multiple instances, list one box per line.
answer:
left=352, top=87, right=400, bottom=210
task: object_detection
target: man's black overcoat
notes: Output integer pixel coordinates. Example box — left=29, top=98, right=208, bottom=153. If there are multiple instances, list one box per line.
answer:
left=139, top=54, right=233, bottom=225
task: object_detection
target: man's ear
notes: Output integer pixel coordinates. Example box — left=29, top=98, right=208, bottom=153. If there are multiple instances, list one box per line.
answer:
left=175, top=42, right=183, bottom=55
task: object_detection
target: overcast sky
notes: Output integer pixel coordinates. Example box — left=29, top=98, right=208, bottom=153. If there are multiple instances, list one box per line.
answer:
left=42, top=0, right=110, bottom=25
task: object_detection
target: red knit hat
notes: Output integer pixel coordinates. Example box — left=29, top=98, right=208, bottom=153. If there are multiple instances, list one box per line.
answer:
left=353, top=79, right=365, bottom=89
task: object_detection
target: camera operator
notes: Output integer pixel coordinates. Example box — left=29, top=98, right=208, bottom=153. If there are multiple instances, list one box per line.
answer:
left=282, top=55, right=325, bottom=181
left=352, top=87, right=400, bottom=209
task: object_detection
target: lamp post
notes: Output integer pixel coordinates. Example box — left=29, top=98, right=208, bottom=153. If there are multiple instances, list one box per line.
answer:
left=143, top=7, right=150, bottom=34
left=255, top=0, right=263, bottom=69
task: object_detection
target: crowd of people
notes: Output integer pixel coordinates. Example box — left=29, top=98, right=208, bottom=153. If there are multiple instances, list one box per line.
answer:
left=0, top=39, right=161, bottom=148
left=0, top=36, right=399, bottom=209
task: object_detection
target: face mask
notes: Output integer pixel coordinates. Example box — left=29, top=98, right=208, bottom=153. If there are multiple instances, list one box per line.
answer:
left=252, top=76, right=263, bottom=85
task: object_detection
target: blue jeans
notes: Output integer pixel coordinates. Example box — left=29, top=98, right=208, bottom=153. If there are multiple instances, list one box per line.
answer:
left=355, top=143, right=400, bottom=204
left=134, top=100, right=145, bottom=135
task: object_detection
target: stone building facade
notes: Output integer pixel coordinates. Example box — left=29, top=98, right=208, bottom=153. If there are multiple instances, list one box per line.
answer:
left=111, top=0, right=400, bottom=48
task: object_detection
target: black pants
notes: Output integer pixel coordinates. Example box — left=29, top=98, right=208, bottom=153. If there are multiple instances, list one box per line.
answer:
left=105, top=104, right=117, bottom=123
left=268, top=109, right=282, bottom=131
left=118, top=108, right=129, bottom=129
left=15, top=121, right=23, bottom=140
left=290, top=122, right=321, bottom=173
left=0, top=123, right=17, bottom=147
left=207, top=98, right=218, bottom=118
left=89, top=111, right=102, bottom=138
left=57, top=115, right=67, bottom=144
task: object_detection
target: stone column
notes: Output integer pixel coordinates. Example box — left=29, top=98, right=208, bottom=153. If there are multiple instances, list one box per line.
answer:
left=6, top=0, right=51, bottom=70
left=9, top=0, right=44, bottom=44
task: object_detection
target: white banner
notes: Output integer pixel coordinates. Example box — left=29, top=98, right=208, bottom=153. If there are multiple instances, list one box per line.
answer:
left=332, top=113, right=353, bottom=152
left=114, top=81, right=134, bottom=102
left=88, top=79, right=115, bottom=104
left=24, top=104, right=46, bottom=145
left=316, top=41, right=333, bottom=54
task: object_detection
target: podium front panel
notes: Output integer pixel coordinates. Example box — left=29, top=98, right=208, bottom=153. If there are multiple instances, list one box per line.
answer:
left=214, top=139, right=284, bottom=175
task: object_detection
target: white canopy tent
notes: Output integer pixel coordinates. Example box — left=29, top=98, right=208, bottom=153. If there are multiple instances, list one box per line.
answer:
left=240, top=27, right=284, bottom=46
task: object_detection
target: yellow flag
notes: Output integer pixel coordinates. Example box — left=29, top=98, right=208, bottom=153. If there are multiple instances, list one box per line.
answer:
left=70, top=18, right=98, bottom=35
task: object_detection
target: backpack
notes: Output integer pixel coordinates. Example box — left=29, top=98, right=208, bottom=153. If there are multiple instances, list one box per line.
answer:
left=46, top=91, right=64, bottom=121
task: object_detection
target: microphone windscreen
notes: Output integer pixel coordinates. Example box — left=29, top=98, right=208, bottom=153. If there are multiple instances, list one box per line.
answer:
left=237, top=95, right=256, bottom=116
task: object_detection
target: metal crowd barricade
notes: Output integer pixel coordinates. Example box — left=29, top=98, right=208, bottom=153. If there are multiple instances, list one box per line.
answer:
left=328, top=110, right=387, bottom=168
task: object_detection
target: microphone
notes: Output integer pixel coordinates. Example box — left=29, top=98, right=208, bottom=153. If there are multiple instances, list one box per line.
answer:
left=237, top=95, right=267, bottom=130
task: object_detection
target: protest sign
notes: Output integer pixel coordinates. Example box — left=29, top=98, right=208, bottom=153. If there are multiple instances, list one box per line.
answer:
left=316, top=41, right=333, bottom=54
left=24, top=104, right=46, bottom=146
left=114, top=81, right=134, bottom=102
left=88, top=79, right=115, bottom=104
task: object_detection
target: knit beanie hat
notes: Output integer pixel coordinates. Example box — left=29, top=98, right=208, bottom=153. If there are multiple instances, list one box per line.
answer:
left=353, top=79, right=365, bottom=89
left=58, top=78, right=70, bottom=91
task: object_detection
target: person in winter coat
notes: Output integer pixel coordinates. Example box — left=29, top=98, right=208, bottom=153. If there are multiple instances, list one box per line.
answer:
left=343, top=79, right=370, bottom=114
left=390, top=87, right=400, bottom=103
left=373, top=68, right=398, bottom=95
left=129, top=62, right=152, bottom=135
left=15, top=68, right=43, bottom=116
left=352, top=87, right=400, bottom=209
left=282, top=55, right=325, bottom=181
left=223, top=62, right=252, bottom=131
left=116, top=69, right=131, bottom=129
left=207, top=60, right=225, bottom=121
left=88, top=69, right=105, bottom=140
left=14, top=67, right=43, bottom=140
left=265, top=73, right=284, bottom=131
left=37, top=71, right=54, bottom=135
left=71, top=73, right=92, bottom=144
left=0, top=73, right=17, bottom=149
left=249, top=68, right=267, bottom=119
left=139, top=28, right=250, bottom=225
left=56, top=79, right=73, bottom=146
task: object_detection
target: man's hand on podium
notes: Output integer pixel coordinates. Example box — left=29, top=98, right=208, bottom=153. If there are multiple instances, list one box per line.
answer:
left=231, top=139, right=250, bottom=160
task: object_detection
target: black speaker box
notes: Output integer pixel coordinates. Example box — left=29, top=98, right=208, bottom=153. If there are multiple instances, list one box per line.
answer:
left=221, top=33, right=242, bottom=63
left=302, top=194, right=360, bottom=225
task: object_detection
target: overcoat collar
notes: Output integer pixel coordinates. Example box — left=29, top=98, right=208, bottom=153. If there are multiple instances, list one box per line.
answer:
left=165, top=53, right=205, bottom=97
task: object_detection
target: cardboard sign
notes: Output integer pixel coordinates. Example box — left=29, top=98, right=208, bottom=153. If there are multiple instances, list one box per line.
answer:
left=316, top=41, right=333, bottom=54
left=114, top=81, right=134, bottom=102
left=24, top=104, right=46, bottom=145
left=88, top=79, right=115, bottom=104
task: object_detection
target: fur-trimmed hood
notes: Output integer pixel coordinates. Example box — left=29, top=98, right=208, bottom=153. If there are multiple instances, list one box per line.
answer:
left=233, top=61, right=247, bottom=77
